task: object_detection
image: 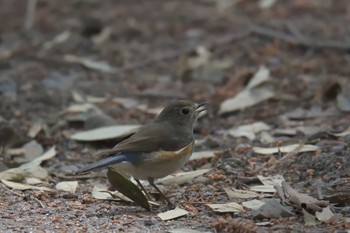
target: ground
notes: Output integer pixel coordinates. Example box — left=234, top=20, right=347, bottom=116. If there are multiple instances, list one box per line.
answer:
left=0, top=0, right=350, bottom=232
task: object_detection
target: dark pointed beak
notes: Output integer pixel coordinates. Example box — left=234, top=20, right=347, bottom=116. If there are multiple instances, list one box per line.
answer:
left=195, top=102, right=208, bottom=113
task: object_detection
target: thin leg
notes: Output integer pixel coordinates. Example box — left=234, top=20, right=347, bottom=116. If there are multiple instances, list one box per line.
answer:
left=135, top=178, right=151, bottom=200
left=148, top=178, right=174, bottom=207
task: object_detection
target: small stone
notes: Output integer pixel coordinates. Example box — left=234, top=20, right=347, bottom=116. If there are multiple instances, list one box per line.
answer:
left=144, top=220, right=155, bottom=226
left=331, top=145, right=345, bottom=154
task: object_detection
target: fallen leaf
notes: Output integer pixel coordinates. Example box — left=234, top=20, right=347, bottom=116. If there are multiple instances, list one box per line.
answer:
left=107, top=170, right=150, bottom=210
left=20, top=146, right=56, bottom=169
left=219, top=66, right=275, bottom=114
left=207, top=202, right=244, bottom=213
left=9, top=140, right=44, bottom=164
left=157, top=207, right=188, bottom=220
left=157, top=169, right=211, bottom=185
left=55, top=181, right=78, bottom=193
left=253, top=144, right=319, bottom=154
left=70, top=125, right=140, bottom=141
left=25, top=177, right=43, bottom=185
left=257, top=175, right=285, bottom=186
left=315, top=206, right=334, bottom=222
left=189, top=151, right=217, bottom=161
left=167, top=229, right=210, bottom=233
left=329, top=127, right=350, bottom=137
left=303, top=209, right=317, bottom=226
left=43, top=31, right=71, bottom=50
left=242, top=199, right=266, bottom=210
left=250, top=185, right=276, bottom=193
left=64, top=54, right=117, bottom=73
left=1, top=179, right=54, bottom=192
left=28, top=122, right=43, bottom=138
left=228, top=121, right=270, bottom=140
left=64, top=103, right=96, bottom=113
left=225, top=188, right=260, bottom=199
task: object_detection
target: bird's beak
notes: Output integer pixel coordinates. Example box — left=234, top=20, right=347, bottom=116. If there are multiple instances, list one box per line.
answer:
left=195, top=102, right=208, bottom=113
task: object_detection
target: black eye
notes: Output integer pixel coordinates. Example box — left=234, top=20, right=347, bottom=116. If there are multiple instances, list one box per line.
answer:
left=181, top=108, right=190, bottom=115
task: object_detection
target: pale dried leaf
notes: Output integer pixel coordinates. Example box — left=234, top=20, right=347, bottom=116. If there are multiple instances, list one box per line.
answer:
left=242, top=199, right=266, bottom=210
left=330, top=127, right=350, bottom=137
left=219, top=87, right=274, bottom=115
left=189, top=151, right=217, bottom=161
left=228, top=121, right=270, bottom=140
left=157, top=169, right=211, bottom=185
left=43, top=31, right=71, bottom=50
left=225, top=188, right=260, bottom=199
left=1, top=179, right=54, bottom=191
left=92, top=26, right=112, bottom=45
left=55, top=181, right=78, bottom=193
left=72, top=91, right=85, bottom=103
left=257, top=175, right=285, bottom=186
left=25, top=177, right=43, bottom=185
left=303, top=209, right=317, bottom=226
left=253, top=144, right=319, bottom=155
left=25, top=166, right=48, bottom=179
left=86, top=96, right=107, bottom=104
left=250, top=185, right=276, bottom=193
left=259, top=0, right=276, bottom=9
left=0, top=168, right=27, bottom=180
left=91, top=185, right=131, bottom=202
left=20, top=146, right=56, bottom=169
left=64, top=55, right=117, bottom=73
left=207, top=202, right=244, bottom=213
left=315, top=206, right=334, bottom=222
left=167, top=229, right=210, bottom=233
left=246, top=66, right=271, bottom=89
left=70, top=125, right=140, bottom=141
left=28, top=122, right=43, bottom=138
left=157, top=207, right=188, bottom=221
left=64, top=103, right=96, bottom=113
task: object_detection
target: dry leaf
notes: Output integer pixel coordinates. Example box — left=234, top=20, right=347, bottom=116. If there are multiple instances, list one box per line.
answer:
left=242, top=200, right=266, bottom=210
left=257, top=175, right=285, bottom=186
left=157, top=169, right=211, bottom=185
left=157, top=207, right=188, bottom=221
left=64, top=54, right=117, bottom=73
left=70, top=125, right=140, bottom=141
left=225, top=188, right=260, bottom=199
left=20, top=146, right=56, bottom=169
left=329, top=127, right=350, bottom=137
left=55, top=181, right=78, bottom=193
left=189, top=151, right=217, bottom=161
left=28, top=122, right=43, bottom=138
left=1, top=179, right=54, bottom=192
left=207, top=202, right=244, bottom=213
left=228, top=121, right=270, bottom=140
left=315, top=206, right=334, bottom=222
left=250, top=185, right=276, bottom=193
left=64, top=103, right=96, bottom=113
left=303, top=209, right=317, bottom=226
left=219, top=66, right=274, bottom=114
left=43, top=31, right=71, bottom=50
left=25, top=177, right=43, bottom=185
left=253, top=144, right=319, bottom=155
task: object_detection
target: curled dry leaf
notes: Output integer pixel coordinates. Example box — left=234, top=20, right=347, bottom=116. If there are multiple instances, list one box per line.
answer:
left=157, top=207, right=188, bottom=221
left=315, top=206, right=334, bottom=222
left=1, top=179, right=55, bottom=192
left=225, top=188, right=260, bottom=199
left=20, top=146, right=56, bottom=169
left=329, top=127, right=350, bottom=137
left=228, top=121, right=270, bottom=140
left=189, top=151, right=217, bottom=161
left=70, top=125, right=140, bottom=141
left=219, top=66, right=275, bottom=115
left=64, top=54, right=117, bottom=73
left=157, top=169, right=211, bottom=185
left=253, top=144, right=319, bottom=155
left=242, top=199, right=266, bottom=210
left=55, top=181, right=78, bottom=193
left=206, top=202, right=244, bottom=213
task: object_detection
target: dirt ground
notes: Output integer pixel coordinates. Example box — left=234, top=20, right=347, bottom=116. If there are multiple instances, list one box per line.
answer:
left=1, top=0, right=350, bottom=232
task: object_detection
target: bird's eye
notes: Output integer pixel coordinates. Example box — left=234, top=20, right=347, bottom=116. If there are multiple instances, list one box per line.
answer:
left=181, top=108, right=190, bottom=115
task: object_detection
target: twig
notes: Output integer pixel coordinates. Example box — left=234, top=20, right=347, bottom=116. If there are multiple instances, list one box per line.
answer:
left=250, top=25, right=350, bottom=50
left=30, top=195, right=46, bottom=209
left=24, top=0, right=38, bottom=31
left=1, top=184, right=25, bottom=197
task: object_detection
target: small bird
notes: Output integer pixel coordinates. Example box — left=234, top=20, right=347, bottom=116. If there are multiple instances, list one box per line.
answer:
left=77, top=100, right=207, bottom=206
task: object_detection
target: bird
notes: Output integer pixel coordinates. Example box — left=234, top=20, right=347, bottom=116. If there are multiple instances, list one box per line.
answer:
left=76, top=100, right=207, bottom=206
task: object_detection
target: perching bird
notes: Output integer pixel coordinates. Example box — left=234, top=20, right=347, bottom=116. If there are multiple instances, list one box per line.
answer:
left=77, top=100, right=207, bottom=206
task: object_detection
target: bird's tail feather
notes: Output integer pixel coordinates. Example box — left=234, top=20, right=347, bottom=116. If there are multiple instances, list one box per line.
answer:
left=76, top=155, right=125, bottom=174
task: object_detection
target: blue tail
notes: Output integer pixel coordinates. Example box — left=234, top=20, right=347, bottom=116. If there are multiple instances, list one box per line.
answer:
left=76, top=154, right=126, bottom=174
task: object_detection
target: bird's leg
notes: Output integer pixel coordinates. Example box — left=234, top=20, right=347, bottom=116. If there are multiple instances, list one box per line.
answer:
left=134, top=178, right=151, bottom=200
left=148, top=178, right=174, bottom=207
